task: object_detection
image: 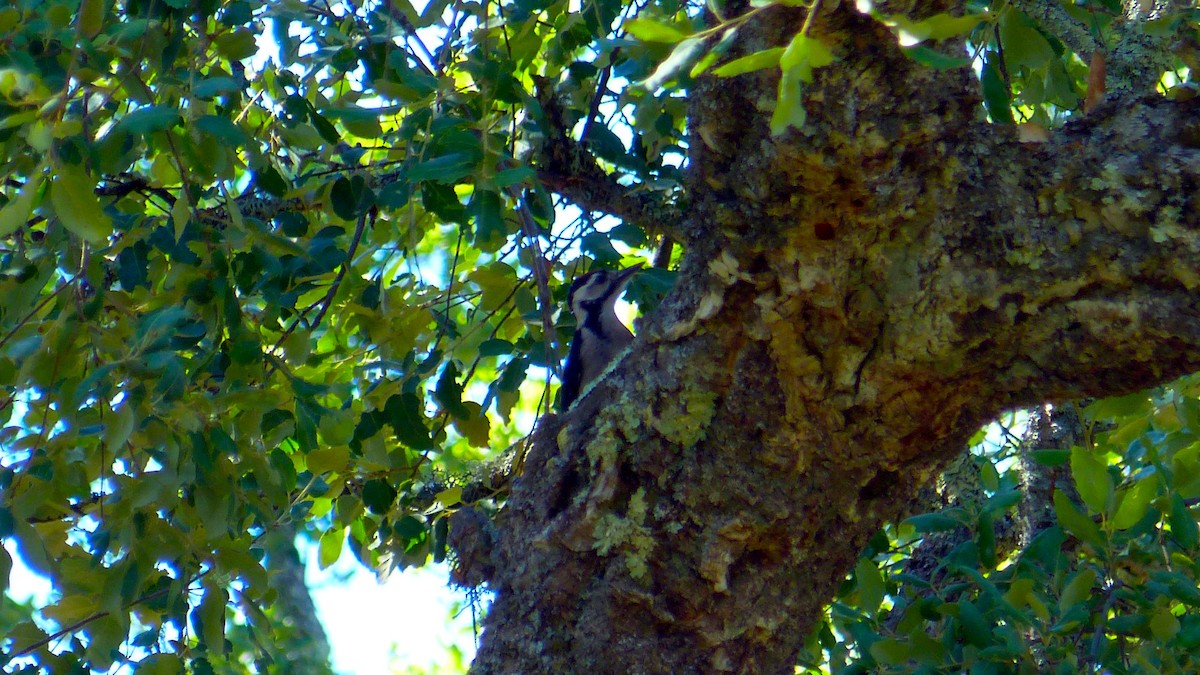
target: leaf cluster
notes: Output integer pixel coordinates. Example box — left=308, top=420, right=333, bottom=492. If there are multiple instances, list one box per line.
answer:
left=810, top=376, right=1200, bottom=673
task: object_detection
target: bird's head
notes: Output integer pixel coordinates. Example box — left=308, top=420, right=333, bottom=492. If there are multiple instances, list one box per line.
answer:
left=568, top=263, right=643, bottom=323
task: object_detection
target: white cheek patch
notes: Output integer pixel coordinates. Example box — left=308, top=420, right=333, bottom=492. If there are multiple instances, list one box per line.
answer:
left=580, top=278, right=606, bottom=303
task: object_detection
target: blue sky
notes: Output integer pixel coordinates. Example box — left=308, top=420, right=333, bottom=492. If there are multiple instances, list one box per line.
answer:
left=304, top=545, right=479, bottom=673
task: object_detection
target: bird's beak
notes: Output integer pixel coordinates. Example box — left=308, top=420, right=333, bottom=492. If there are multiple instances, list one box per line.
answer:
left=614, top=263, right=643, bottom=290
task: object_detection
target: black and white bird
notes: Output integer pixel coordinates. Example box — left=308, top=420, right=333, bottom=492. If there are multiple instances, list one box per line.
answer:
left=559, top=263, right=643, bottom=411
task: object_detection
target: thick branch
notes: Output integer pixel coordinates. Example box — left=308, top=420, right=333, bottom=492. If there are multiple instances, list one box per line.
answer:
left=938, top=95, right=1200, bottom=404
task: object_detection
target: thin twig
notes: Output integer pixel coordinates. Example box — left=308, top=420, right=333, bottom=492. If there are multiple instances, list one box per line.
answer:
left=580, top=48, right=618, bottom=144
left=308, top=209, right=370, bottom=334
left=510, top=190, right=562, bottom=381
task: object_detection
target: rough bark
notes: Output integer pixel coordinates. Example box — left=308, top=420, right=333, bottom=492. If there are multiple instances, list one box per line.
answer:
left=473, top=1, right=1200, bottom=672
left=1016, top=403, right=1088, bottom=546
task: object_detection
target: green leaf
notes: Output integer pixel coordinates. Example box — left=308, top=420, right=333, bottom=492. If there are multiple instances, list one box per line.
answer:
left=981, top=55, right=1015, bottom=125
left=433, top=515, right=449, bottom=563
left=172, top=191, right=190, bottom=241
left=195, top=585, right=228, bottom=655
left=771, top=70, right=806, bottom=136
left=385, top=393, right=434, bottom=449
left=133, top=655, right=186, bottom=675
left=78, top=0, right=104, bottom=37
left=435, top=486, right=462, bottom=509
left=901, top=45, right=971, bottom=70
left=643, top=37, right=706, bottom=91
left=1174, top=443, right=1200, bottom=498
left=309, top=107, right=341, bottom=144
left=105, top=400, right=136, bottom=451
left=324, top=105, right=386, bottom=138
left=780, top=34, right=835, bottom=83
left=609, top=222, right=648, bottom=247
left=195, top=115, right=247, bottom=146
left=377, top=178, right=411, bottom=209
left=318, top=409, right=356, bottom=446
left=1070, top=446, right=1113, bottom=515
left=1084, top=391, right=1153, bottom=421
left=479, top=339, right=514, bottom=356
left=330, top=174, right=375, bottom=219
left=434, top=362, right=470, bottom=419
left=1053, top=489, right=1104, bottom=549
left=1151, top=570, right=1200, bottom=607
left=493, top=166, right=535, bottom=188
left=450, top=402, right=491, bottom=448
left=1169, top=492, right=1199, bottom=550
left=193, top=76, right=243, bottom=99
left=855, top=557, right=884, bottom=615
left=956, top=600, right=991, bottom=647
left=215, top=28, right=258, bottom=60
left=713, top=48, right=785, bottom=77
left=999, top=9, right=1057, bottom=71
left=884, top=12, right=985, bottom=44
left=362, top=478, right=398, bottom=514
left=624, top=18, right=690, bottom=43
left=868, top=638, right=911, bottom=665
left=582, top=232, right=623, bottom=265
left=318, top=528, right=344, bottom=569
left=920, top=12, right=987, bottom=40
left=585, top=124, right=628, bottom=165
left=84, top=615, right=128, bottom=669
left=390, top=55, right=438, bottom=100
left=294, top=397, right=323, bottom=454
left=0, top=170, right=43, bottom=238
left=214, top=543, right=268, bottom=590
left=51, top=163, right=112, bottom=243
left=394, top=514, right=427, bottom=543
left=409, top=154, right=475, bottom=184
left=1112, top=475, right=1157, bottom=530
left=979, top=458, right=1000, bottom=492
left=1058, top=567, right=1096, bottom=610
left=118, top=106, right=180, bottom=135
left=770, top=36, right=835, bottom=136
left=470, top=188, right=506, bottom=251
left=984, top=485, right=1022, bottom=511
left=1151, top=607, right=1181, bottom=642
left=306, top=446, right=349, bottom=474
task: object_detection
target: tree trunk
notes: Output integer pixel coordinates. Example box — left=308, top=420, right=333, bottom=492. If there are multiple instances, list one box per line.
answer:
left=263, top=525, right=333, bottom=673
left=472, top=2, right=1200, bottom=671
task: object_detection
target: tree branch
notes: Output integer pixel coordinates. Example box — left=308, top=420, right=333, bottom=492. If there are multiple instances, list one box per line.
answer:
left=530, top=76, right=686, bottom=243
left=940, top=95, right=1200, bottom=404
left=1010, top=0, right=1183, bottom=96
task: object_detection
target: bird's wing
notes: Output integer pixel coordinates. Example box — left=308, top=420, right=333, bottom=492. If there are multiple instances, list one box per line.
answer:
left=559, top=333, right=584, bottom=411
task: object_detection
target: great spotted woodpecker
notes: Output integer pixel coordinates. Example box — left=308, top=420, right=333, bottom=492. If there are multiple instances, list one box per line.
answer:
left=559, top=263, right=643, bottom=410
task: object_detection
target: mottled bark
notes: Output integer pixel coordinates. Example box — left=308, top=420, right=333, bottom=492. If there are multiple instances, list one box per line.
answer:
left=1016, top=403, right=1088, bottom=545
left=473, top=1, right=1200, bottom=672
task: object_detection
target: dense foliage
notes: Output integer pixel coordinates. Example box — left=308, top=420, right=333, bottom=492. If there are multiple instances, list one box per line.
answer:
left=825, top=380, right=1200, bottom=673
left=0, top=0, right=1198, bottom=671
